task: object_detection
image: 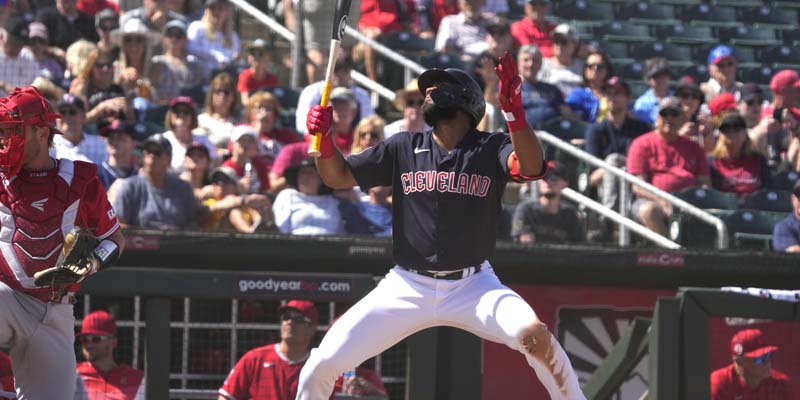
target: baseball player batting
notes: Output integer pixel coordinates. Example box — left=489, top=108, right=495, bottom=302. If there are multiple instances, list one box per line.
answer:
left=299, top=53, right=585, bottom=399
left=0, top=87, right=124, bottom=399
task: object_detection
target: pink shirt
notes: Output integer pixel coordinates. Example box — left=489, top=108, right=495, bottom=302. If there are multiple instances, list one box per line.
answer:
left=626, top=131, right=709, bottom=193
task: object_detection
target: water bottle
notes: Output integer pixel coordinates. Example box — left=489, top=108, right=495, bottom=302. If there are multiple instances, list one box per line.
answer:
left=244, top=159, right=259, bottom=194
left=341, top=369, right=356, bottom=394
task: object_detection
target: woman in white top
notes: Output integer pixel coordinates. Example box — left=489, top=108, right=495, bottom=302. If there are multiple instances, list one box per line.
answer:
left=187, top=0, right=240, bottom=76
left=272, top=158, right=344, bottom=236
left=161, top=96, right=218, bottom=171
left=196, top=71, right=240, bottom=153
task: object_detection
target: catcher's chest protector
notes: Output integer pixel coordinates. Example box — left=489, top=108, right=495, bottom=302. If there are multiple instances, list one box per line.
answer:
left=0, top=159, right=96, bottom=298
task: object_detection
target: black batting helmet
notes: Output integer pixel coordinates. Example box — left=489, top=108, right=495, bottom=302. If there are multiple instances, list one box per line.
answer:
left=418, top=68, right=485, bottom=128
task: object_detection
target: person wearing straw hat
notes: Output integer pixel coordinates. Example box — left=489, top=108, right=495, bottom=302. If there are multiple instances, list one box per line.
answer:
left=384, top=79, right=431, bottom=138
left=112, top=18, right=160, bottom=101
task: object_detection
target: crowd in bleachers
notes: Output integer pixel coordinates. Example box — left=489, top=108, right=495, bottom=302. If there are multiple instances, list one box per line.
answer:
left=1, top=0, right=799, bottom=250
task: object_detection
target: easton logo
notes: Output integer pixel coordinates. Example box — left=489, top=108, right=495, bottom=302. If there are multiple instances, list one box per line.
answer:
left=31, top=198, right=48, bottom=212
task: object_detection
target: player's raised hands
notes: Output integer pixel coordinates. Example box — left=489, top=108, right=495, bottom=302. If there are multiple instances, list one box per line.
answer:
left=306, top=105, right=333, bottom=137
left=494, top=51, right=526, bottom=132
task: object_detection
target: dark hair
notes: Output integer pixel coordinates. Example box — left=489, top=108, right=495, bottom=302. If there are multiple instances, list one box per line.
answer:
left=582, top=49, right=613, bottom=86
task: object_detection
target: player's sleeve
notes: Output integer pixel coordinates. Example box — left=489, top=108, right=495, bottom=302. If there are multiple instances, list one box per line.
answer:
left=272, top=189, right=295, bottom=234
left=498, top=133, right=548, bottom=183
left=81, top=177, right=120, bottom=240
left=219, top=353, right=254, bottom=400
left=346, top=135, right=397, bottom=190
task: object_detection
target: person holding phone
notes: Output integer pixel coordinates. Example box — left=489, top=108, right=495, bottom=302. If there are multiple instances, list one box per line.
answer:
left=754, top=70, right=800, bottom=167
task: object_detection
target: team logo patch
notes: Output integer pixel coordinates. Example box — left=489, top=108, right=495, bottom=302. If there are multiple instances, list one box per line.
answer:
left=733, top=343, right=743, bottom=355
left=263, top=362, right=274, bottom=368
left=31, top=198, right=48, bottom=212
left=107, top=209, right=116, bottom=219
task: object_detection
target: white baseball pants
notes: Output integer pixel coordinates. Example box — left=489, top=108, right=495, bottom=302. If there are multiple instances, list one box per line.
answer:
left=296, top=263, right=585, bottom=399
left=0, top=282, right=77, bottom=400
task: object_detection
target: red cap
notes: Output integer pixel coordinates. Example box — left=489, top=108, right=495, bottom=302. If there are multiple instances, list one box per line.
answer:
left=708, top=93, right=737, bottom=117
left=0, top=86, right=62, bottom=131
left=169, top=95, right=196, bottom=112
left=280, top=300, right=319, bottom=325
left=770, top=69, right=799, bottom=94
left=730, top=329, right=778, bottom=358
left=79, top=310, right=117, bottom=336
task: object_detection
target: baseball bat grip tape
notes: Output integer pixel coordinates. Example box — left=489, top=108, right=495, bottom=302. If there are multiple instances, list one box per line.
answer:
left=308, top=41, right=342, bottom=157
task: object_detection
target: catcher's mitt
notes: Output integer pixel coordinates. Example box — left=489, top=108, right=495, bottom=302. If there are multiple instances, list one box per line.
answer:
left=33, top=227, right=99, bottom=287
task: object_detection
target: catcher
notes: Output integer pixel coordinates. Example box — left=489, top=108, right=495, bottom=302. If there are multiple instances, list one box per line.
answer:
left=0, top=87, right=124, bottom=399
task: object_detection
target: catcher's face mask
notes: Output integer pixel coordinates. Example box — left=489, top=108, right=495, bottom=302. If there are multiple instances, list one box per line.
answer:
left=0, top=87, right=61, bottom=177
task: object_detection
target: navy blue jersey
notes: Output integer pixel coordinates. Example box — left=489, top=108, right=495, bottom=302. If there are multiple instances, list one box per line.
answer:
left=347, top=129, right=516, bottom=270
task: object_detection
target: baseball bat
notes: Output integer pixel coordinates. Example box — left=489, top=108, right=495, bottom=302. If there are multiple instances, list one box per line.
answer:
left=308, top=0, right=353, bottom=157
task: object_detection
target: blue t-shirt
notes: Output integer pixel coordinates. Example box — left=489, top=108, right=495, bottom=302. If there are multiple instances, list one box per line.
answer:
left=772, top=213, right=800, bottom=251
left=521, top=80, right=564, bottom=127
left=566, top=86, right=600, bottom=123
left=633, top=88, right=673, bottom=126
left=345, top=201, right=393, bottom=237
left=111, top=173, right=199, bottom=229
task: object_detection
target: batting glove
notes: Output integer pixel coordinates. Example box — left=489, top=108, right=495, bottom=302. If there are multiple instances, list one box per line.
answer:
left=494, top=51, right=527, bottom=133
left=306, top=105, right=337, bottom=159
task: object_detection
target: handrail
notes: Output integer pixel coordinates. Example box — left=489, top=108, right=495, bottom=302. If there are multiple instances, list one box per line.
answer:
left=343, top=26, right=427, bottom=76
left=561, top=188, right=682, bottom=249
left=536, top=130, right=729, bottom=249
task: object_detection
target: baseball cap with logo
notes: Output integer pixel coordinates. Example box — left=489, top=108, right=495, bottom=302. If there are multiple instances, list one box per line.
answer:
left=544, top=160, right=568, bottom=182
left=708, top=93, right=737, bottom=117
left=658, top=96, right=683, bottom=116
left=730, top=329, right=778, bottom=358
left=604, top=76, right=630, bottom=96
left=279, top=300, right=320, bottom=325
left=57, top=93, right=86, bottom=112
left=143, top=133, right=172, bottom=156
left=79, top=310, right=117, bottom=336
left=169, top=95, right=196, bottom=113
left=98, top=118, right=136, bottom=138
left=707, top=45, right=736, bottom=66
left=28, top=21, right=48, bottom=40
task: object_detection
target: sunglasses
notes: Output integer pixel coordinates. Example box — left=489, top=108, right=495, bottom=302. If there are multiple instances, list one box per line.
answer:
left=59, top=108, right=79, bottom=116
left=80, top=334, right=112, bottom=344
left=717, top=61, right=736, bottom=69
left=166, top=30, right=186, bottom=39
left=586, top=63, right=607, bottom=70
left=660, top=109, right=682, bottom=118
left=214, top=89, right=232, bottom=96
left=280, top=311, right=310, bottom=323
left=249, top=50, right=265, bottom=58
left=172, top=108, right=194, bottom=116
left=30, top=37, right=48, bottom=45
left=94, top=62, right=113, bottom=70
left=753, top=352, right=771, bottom=365
left=406, top=98, right=424, bottom=107
left=99, top=23, right=117, bottom=32
left=360, top=131, right=381, bottom=139
left=124, top=35, right=146, bottom=44
left=746, top=98, right=762, bottom=107
left=144, top=147, right=163, bottom=156
left=678, top=93, right=703, bottom=101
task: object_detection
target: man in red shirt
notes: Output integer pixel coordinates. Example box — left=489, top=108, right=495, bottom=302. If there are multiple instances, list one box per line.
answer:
left=237, top=39, right=280, bottom=106
left=0, top=86, right=124, bottom=399
left=755, top=69, right=800, bottom=167
left=218, top=300, right=319, bottom=400
left=75, top=310, right=144, bottom=400
left=627, top=96, right=710, bottom=236
left=0, top=351, right=12, bottom=394
left=510, top=0, right=555, bottom=58
left=710, top=328, right=796, bottom=400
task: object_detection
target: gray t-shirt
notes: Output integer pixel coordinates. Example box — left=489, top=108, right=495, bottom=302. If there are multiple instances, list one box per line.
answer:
left=112, top=173, right=199, bottom=229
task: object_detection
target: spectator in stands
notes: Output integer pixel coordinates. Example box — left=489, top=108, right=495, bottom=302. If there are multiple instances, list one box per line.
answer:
left=634, top=57, right=673, bottom=126
left=187, top=0, right=240, bottom=77
left=0, top=351, right=11, bottom=393
left=737, top=83, right=764, bottom=130
left=675, top=77, right=714, bottom=151
left=512, top=161, right=584, bottom=244
left=585, top=76, right=650, bottom=210
left=538, top=23, right=582, bottom=97
left=700, top=45, right=742, bottom=103
left=709, top=112, right=770, bottom=197
left=150, top=19, right=206, bottom=105
left=471, top=18, right=514, bottom=132
left=268, top=141, right=309, bottom=193
left=180, top=141, right=212, bottom=199
left=76, top=0, right=118, bottom=17
left=328, top=87, right=360, bottom=156
left=27, top=22, right=63, bottom=82
left=710, top=328, right=795, bottom=399
left=434, top=0, right=493, bottom=60
left=222, top=125, right=271, bottom=194
left=200, top=166, right=272, bottom=233
left=627, top=97, right=710, bottom=236
left=773, top=181, right=800, bottom=252
left=517, top=44, right=572, bottom=127
left=756, top=69, right=799, bottom=168
left=237, top=39, right=279, bottom=106
left=94, top=8, right=119, bottom=56
left=197, top=71, right=240, bottom=152
left=357, top=0, right=416, bottom=80
left=74, top=311, right=144, bottom=400
left=97, top=118, right=137, bottom=189
left=246, top=91, right=299, bottom=164
left=162, top=96, right=217, bottom=172
left=71, top=49, right=133, bottom=125
left=385, top=79, right=430, bottom=137
left=351, top=115, right=385, bottom=156
left=110, top=134, right=200, bottom=229
left=273, top=157, right=344, bottom=235
left=51, top=94, right=109, bottom=166
left=510, top=0, right=554, bottom=58
left=120, top=0, right=183, bottom=33
left=566, top=49, right=613, bottom=123
left=0, top=18, right=40, bottom=96
left=113, top=18, right=159, bottom=103
left=35, top=0, right=98, bottom=50
left=64, top=39, right=98, bottom=84
left=218, top=300, right=319, bottom=400
left=295, top=56, right=374, bottom=134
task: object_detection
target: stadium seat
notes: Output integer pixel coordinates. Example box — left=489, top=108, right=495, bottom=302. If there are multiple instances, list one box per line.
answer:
left=593, top=22, right=655, bottom=43
left=419, top=53, right=466, bottom=71
left=669, top=209, right=733, bottom=249
left=770, top=170, right=800, bottom=191
left=554, top=0, right=615, bottom=23
left=377, top=31, right=434, bottom=55
left=723, top=209, right=783, bottom=250
left=680, top=4, right=740, bottom=28
left=784, top=29, right=800, bottom=46
left=718, top=26, right=781, bottom=47
left=762, top=45, right=800, bottom=68
left=714, top=0, right=762, bottom=7
left=654, top=24, right=717, bottom=45
left=263, top=86, right=301, bottom=111
left=538, top=117, right=590, bottom=142
left=615, top=61, right=647, bottom=81
left=631, top=42, right=693, bottom=67
left=740, top=189, right=793, bottom=213
left=673, top=186, right=739, bottom=210
left=586, top=39, right=631, bottom=63
left=616, top=2, right=677, bottom=25
left=682, top=64, right=710, bottom=84
left=736, top=65, right=776, bottom=86
left=739, top=6, right=798, bottom=30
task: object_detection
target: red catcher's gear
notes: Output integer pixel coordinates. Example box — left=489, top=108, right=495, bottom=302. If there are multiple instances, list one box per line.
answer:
left=0, top=87, right=62, bottom=177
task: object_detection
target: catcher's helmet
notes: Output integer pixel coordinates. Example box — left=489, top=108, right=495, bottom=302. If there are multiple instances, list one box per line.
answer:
left=418, top=68, right=485, bottom=128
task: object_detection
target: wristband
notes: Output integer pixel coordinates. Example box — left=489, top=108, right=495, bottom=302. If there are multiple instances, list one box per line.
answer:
left=502, top=107, right=528, bottom=133
left=92, top=239, right=120, bottom=271
left=319, top=133, right=337, bottom=159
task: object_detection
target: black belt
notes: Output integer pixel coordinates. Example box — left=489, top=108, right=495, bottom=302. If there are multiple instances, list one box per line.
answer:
left=399, top=265, right=483, bottom=280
